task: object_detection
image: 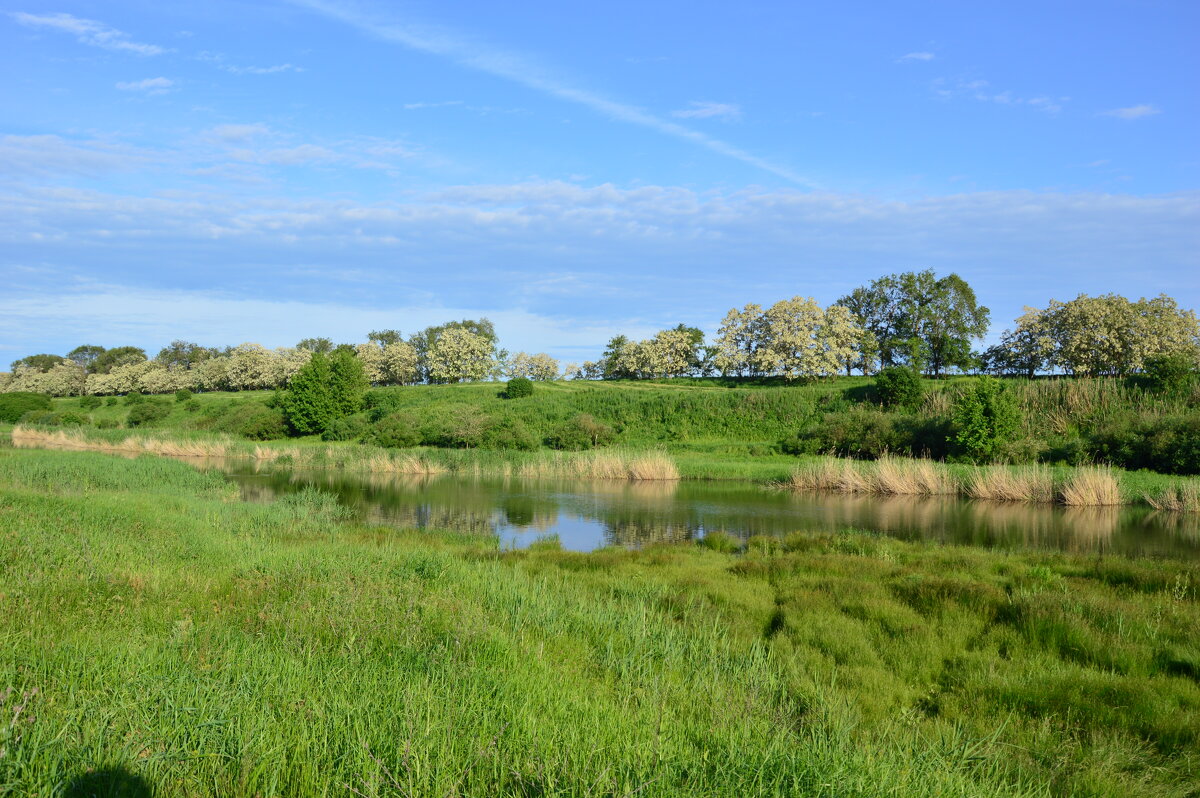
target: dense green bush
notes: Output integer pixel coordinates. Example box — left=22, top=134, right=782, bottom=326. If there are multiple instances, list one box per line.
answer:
left=364, top=389, right=406, bottom=421
left=951, top=377, right=1021, bottom=461
left=503, top=377, right=534, bottom=399
left=322, top=415, right=370, bottom=442
left=329, top=349, right=368, bottom=416
left=18, top=409, right=88, bottom=427
left=480, top=416, right=538, bottom=451
left=1089, top=412, right=1200, bottom=474
left=175, top=389, right=194, bottom=403
left=874, top=366, right=924, bottom=409
left=1139, top=353, right=1197, bottom=396
left=220, top=404, right=287, bottom=440
left=123, top=391, right=145, bottom=406
left=105, top=397, right=119, bottom=407
left=183, top=399, right=201, bottom=413
left=0, top=392, right=51, bottom=423
left=79, top=396, right=102, bottom=411
left=784, top=408, right=899, bottom=458
left=545, top=413, right=615, bottom=450
left=369, top=412, right=422, bottom=448
left=126, top=401, right=171, bottom=427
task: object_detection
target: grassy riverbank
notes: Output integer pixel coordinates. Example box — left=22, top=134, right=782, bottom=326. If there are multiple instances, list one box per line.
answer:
left=0, top=447, right=1197, bottom=796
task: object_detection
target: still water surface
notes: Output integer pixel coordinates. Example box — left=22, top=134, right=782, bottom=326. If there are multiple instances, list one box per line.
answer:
left=213, top=463, right=1200, bottom=559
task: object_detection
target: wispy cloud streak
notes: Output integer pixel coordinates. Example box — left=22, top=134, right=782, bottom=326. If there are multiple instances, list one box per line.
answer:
left=288, top=0, right=812, bottom=186
left=10, top=11, right=164, bottom=55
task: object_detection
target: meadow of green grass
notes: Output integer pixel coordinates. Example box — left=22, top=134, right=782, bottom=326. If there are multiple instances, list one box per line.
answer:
left=0, top=447, right=1197, bottom=796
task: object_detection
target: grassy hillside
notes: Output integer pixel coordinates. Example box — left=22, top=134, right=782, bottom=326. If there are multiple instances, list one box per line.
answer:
left=0, top=447, right=1196, bottom=796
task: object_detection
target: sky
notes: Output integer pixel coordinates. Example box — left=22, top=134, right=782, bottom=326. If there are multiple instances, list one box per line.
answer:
left=2, top=0, right=1197, bottom=365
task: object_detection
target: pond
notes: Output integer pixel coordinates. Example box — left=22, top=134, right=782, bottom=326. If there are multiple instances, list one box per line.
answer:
left=213, top=462, right=1200, bottom=559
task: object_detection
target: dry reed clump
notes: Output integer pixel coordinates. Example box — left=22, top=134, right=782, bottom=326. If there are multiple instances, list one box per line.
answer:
left=871, top=456, right=955, bottom=496
left=788, top=459, right=871, bottom=493
left=12, top=427, right=228, bottom=458
left=1059, top=466, right=1123, bottom=506
left=1144, top=482, right=1200, bottom=513
left=625, top=454, right=680, bottom=481
left=967, top=465, right=1055, bottom=503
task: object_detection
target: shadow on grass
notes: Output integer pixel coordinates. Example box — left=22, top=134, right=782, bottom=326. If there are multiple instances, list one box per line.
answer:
left=64, top=767, right=153, bottom=798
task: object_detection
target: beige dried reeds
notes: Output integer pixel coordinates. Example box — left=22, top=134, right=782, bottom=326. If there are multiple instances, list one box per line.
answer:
left=1059, top=466, right=1122, bottom=506
left=788, top=459, right=871, bottom=493
left=626, top=454, right=680, bottom=481
left=11, top=427, right=228, bottom=458
left=967, top=465, right=1054, bottom=503
left=871, top=456, right=954, bottom=496
left=1144, top=482, right=1200, bottom=513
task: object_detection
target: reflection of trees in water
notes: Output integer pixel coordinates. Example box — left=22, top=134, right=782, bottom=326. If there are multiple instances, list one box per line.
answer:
left=603, top=520, right=699, bottom=548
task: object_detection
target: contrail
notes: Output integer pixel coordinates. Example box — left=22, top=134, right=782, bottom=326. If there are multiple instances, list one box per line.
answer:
left=290, top=0, right=815, bottom=187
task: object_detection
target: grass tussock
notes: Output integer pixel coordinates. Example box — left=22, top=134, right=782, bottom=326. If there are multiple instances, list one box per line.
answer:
left=1060, top=466, right=1123, bottom=506
left=1145, top=481, right=1200, bottom=513
left=967, top=465, right=1055, bottom=503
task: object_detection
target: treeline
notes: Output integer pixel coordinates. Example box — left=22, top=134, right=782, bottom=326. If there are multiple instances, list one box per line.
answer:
left=4, top=271, right=1199, bottom=398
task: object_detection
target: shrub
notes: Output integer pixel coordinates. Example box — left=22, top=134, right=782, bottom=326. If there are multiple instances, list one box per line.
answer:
left=105, top=397, right=119, bottom=407
left=874, top=366, right=924, bottom=409
left=96, top=418, right=119, bottom=429
left=1089, top=413, right=1200, bottom=475
left=783, top=408, right=898, bottom=459
left=545, top=413, right=615, bottom=450
left=217, top=404, right=287, bottom=440
left=1140, top=353, right=1197, bottom=396
left=503, top=377, right=534, bottom=399
left=123, top=391, right=145, bottom=405
left=322, top=415, right=370, bottom=442
left=364, top=389, right=405, bottom=421
left=0, top=392, right=52, bottom=423
left=419, top=404, right=490, bottom=449
left=18, top=409, right=87, bottom=426
left=699, top=530, right=741, bottom=553
left=480, top=416, right=538, bottom=451
left=79, top=396, right=102, bottom=411
left=175, top=389, right=194, bottom=403
left=329, top=349, right=368, bottom=416
left=126, top=401, right=171, bottom=427
left=951, top=377, right=1021, bottom=462
left=183, top=399, right=201, bottom=413
left=369, top=412, right=421, bottom=448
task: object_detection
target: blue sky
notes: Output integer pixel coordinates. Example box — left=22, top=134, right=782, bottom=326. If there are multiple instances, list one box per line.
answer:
left=2, top=0, right=1197, bottom=364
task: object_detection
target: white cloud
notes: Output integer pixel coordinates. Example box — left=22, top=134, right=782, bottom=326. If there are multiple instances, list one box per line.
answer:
left=115, top=77, right=174, bottom=94
left=0, top=134, right=149, bottom=177
left=1101, top=104, right=1160, bottom=120
left=897, top=52, right=935, bottom=63
left=10, top=12, right=164, bottom=55
left=224, top=63, right=303, bottom=75
left=207, top=123, right=272, bottom=142
left=934, top=77, right=1066, bottom=114
left=287, top=0, right=813, bottom=185
left=671, top=101, right=742, bottom=121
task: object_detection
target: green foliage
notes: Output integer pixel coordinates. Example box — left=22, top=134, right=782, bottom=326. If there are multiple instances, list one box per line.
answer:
left=321, top=415, right=370, bottom=442
left=123, top=391, right=145, bottom=405
left=9, top=353, right=62, bottom=372
left=218, top=403, right=287, bottom=440
left=0, top=392, right=52, bottom=423
left=175, top=389, right=194, bottom=403
left=874, top=366, right=925, bottom=409
left=183, top=399, right=201, bottom=413
left=545, top=413, right=615, bottom=450
left=126, top=400, right=172, bottom=428
left=1140, top=353, right=1197, bottom=396
left=479, top=416, right=538, bottom=451
left=18, top=409, right=88, bottom=426
left=92, top=346, right=147, bottom=374
left=1089, top=413, right=1200, bottom=475
left=951, top=377, right=1021, bottom=461
left=698, top=530, right=741, bottom=553
left=503, top=377, right=534, bottom=399
left=328, top=349, right=369, bottom=417
left=79, top=396, right=102, bottom=410
left=280, top=352, right=334, bottom=435
left=365, top=412, right=420, bottom=448
left=105, top=396, right=119, bottom=407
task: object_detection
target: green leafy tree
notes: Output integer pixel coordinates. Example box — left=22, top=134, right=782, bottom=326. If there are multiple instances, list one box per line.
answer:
left=280, top=352, right=334, bottom=435
left=1141, top=353, right=1197, bottom=395
left=296, top=337, right=335, bottom=354
left=156, top=340, right=217, bottom=370
left=504, top=377, right=534, bottom=398
left=409, top=319, right=497, bottom=382
left=367, top=329, right=404, bottom=347
left=92, top=346, right=147, bottom=374
left=951, top=377, right=1021, bottom=461
left=66, top=345, right=106, bottom=371
left=328, top=349, right=368, bottom=416
left=9, top=354, right=63, bottom=373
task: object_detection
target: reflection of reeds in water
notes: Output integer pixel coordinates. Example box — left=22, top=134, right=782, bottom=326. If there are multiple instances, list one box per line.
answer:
left=1144, top=481, right=1200, bottom=513
left=967, top=465, right=1054, bottom=503
left=13, top=427, right=229, bottom=458
left=1060, top=467, right=1122, bottom=506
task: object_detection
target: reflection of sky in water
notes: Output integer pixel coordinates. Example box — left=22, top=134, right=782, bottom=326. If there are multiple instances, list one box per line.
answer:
left=221, top=466, right=1200, bottom=559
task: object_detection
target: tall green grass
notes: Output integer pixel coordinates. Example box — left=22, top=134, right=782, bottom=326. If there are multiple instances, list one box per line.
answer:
left=0, top=448, right=1197, bottom=796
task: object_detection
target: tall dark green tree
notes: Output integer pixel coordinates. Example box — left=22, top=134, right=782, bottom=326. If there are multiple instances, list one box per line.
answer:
left=328, top=349, right=368, bottom=416
left=836, top=270, right=989, bottom=376
left=280, top=352, right=334, bottom=435
left=92, top=346, right=147, bottom=374
left=155, top=340, right=217, bottom=370
left=66, top=345, right=106, bottom=371
left=9, top=354, right=63, bottom=372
